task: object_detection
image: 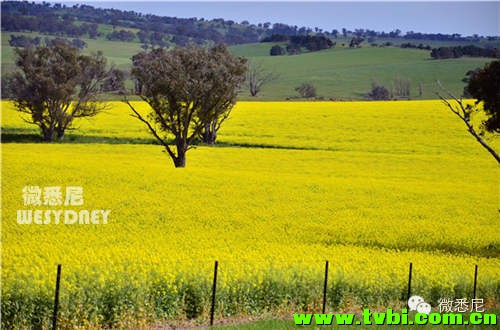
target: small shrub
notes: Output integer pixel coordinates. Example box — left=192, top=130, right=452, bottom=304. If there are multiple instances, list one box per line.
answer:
left=367, top=83, right=390, bottom=100
left=270, top=45, right=285, bottom=56
left=295, top=83, right=317, bottom=98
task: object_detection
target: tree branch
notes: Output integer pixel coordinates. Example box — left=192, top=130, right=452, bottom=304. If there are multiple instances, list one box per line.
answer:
left=436, top=82, right=500, bottom=165
left=123, top=97, right=177, bottom=160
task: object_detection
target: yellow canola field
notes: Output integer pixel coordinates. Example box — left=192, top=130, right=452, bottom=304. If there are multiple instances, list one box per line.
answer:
left=2, top=101, right=499, bottom=328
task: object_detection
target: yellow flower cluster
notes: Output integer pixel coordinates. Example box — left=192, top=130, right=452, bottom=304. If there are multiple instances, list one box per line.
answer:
left=1, top=100, right=498, bottom=327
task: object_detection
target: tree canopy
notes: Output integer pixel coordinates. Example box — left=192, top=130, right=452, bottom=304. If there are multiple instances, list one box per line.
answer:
left=126, top=45, right=247, bottom=167
left=466, top=60, right=500, bottom=133
left=8, top=39, right=110, bottom=141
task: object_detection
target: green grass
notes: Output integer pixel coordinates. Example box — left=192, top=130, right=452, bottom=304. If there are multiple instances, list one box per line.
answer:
left=214, top=316, right=500, bottom=329
left=1, top=32, right=143, bottom=72
left=229, top=42, right=286, bottom=57
left=235, top=45, right=492, bottom=100
left=1, top=33, right=496, bottom=100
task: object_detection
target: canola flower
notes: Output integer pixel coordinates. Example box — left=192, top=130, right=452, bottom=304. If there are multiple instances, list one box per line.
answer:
left=1, top=100, right=499, bottom=328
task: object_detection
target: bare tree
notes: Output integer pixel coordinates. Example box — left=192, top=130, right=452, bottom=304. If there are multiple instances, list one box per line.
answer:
left=125, top=45, right=247, bottom=167
left=436, top=81, right=499, bottom=164
left=393, top=77, right=411, bottom=99
left=246, top=61, right=278, bottom=97
left=8, top=39, right=109, bottom=141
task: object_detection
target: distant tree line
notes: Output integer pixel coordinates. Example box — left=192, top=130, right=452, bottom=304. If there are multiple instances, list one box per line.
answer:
left=343, top=28, right=499, bottom=43
left=261, top=34, right=290, bottom=43
left=2, top=11, right=101, bottom=38
left=400, top=43, right=431, bottom=50
left=430, top=45, right=500, bottom=59
left=1, top=1, right=314, bottom=46
left=9, top=34, right=87, bottom=49
left=8, top=35, right=41, bottom=47
left=3, top=1, right=498, bottom=48
left=107, top=29, right=136, bottom=42
left=403, top=31, right=498, bottom=42
left=264, top=35, right=334, bottom=55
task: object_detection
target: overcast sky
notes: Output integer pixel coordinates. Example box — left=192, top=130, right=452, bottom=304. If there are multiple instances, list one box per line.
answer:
left=60, top=1, right=499, bottom=36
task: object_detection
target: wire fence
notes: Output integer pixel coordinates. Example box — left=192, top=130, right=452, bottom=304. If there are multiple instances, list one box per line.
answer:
left=46, top=260, right=481, bottom=329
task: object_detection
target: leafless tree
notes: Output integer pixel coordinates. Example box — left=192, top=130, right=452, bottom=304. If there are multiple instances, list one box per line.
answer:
left=436, top=81, right=499, bottom=164
left=246, top=61, right=278, bottom=97
left=393, top=76, right=411, bottom=99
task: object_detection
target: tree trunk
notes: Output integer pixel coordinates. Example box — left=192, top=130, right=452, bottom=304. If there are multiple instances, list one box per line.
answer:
left=202, top=121, right=217, bottom=145
left=42, top=127, right=54, bottom=142
left=250, top=86, right=258, bottom=97
left=56, top=127, right=65, bottom=141
left=467, top=125, right=500, bottom=165
left=173, top=153, right=186, bottom=167
left=43, top=133, right=53, bottom=142
left=173, top=141, right=187, bottom=168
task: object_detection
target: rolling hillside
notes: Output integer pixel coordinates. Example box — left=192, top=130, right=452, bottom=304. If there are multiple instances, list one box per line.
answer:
left=1, top=31, right=494, bottom=101
left=2, top=1, right=498, bottom=101
left=230, top=43, right=493, bottom=100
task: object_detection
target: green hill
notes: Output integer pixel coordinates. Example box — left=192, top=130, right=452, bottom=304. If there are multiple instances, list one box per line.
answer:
left=1, top=32, right=495, bottom=100
left=232, top=43, right=494, bottom=100
left=2, top=1, right=498, bottom=101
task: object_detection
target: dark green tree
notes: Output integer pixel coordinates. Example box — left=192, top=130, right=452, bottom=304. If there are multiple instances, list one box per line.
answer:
left=349, top=37, right=364, bottom=48
left=270, top=44, right=285, bottom=56
left=367, top=83, right=390, bottom=100
left=198, top=45, right=247, bottom=145
left=125, top=45, right=247, bottom=167
left=466, top=60, right=500, bottom=133
left=8, top=39, right=109, bottom=142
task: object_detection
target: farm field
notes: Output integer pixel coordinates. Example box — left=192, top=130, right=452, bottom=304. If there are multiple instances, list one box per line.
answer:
left=2, top=32, right=495, bottom=100
left=1, top=31, right=143, bottom=75
left=1, top=100, right=499, bottom=328
left=228, top=44, right=494, bottom=100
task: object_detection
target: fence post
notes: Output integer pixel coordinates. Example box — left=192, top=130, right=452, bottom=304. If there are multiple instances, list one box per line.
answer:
left=210, top=261, right=218, bottom=326
left=473, top=265, right=478, bottom=299
left=407, top=262, right=413, bottom=300
left=322, top=260, right=329, bottom=314
left=52, top=264, right=62, bottom=330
